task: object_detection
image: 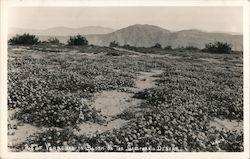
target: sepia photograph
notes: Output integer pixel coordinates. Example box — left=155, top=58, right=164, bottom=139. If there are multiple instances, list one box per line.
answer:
left=1, top=1, right=249, bottom=158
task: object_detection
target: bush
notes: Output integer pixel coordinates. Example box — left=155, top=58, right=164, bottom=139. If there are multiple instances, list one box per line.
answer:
left=109, top=41, right=119, bottom=47
left=8, top=33, right=39, bottom=45
left=152, top=43, right=162, bottom=48
left=184, top=46, right=200, bottom=51
left=164, top=45, right=172, bottom=50
left=123, top=44, right=131, bottom=48
left=106, top=51, right=120, bottom=56
left=67, top=34, right=88, bottom=46
left=48, top=37, right=60, bottom=44
left=203, top=41, right=232, bottom=54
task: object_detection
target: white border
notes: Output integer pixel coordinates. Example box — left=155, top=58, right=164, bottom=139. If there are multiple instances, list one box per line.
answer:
left=0, top=0, right=249, bottom=159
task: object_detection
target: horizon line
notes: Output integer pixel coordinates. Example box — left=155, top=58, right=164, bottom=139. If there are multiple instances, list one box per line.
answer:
left=8, top=24, right=243, bottom=35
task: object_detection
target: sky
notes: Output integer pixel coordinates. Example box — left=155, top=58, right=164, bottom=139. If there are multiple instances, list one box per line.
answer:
left=8, top=7, right=243, bottom=33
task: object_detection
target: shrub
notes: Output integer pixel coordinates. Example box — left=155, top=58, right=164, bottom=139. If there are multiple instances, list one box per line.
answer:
left=203, top=41, right=232, bottom=54
left=106, top=51, right=120, bottom=56
left=184, top=46, right=200, bottom=51
left=109, top=41, right=119, bottom=47
left=48, top=37, right=60, bottom=44
left=67, top=34, right=88, bottom=46
left=152, top=43, right=162, bottom=48
left=8, top=33, right=39, bottom=45
left=164, top=45, right=172, bottom=50
left=123, top=44, right=131, bottom=47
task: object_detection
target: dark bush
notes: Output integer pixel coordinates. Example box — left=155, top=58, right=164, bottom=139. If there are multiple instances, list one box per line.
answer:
left=106, top=51, right=120, bottom=56
left=48, top=37, right=60, bottom=44
left=152, top=43, right=162, bottom=48
left=164, top=45, right=172, bottom=50
left=184, top=46, right=200, bottom=51
left=203, top=41, right=232, bottom=54
left=123, top=44, right=131, bottom=48
left=8, top=33, right=39, bottom=45
left=109, top=41, right=119, bottom=47
left=67, top=34, right=88, bottom=46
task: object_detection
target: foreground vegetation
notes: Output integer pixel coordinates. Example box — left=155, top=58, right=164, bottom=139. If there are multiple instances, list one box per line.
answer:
left=8, top=36, right=243, bottom=152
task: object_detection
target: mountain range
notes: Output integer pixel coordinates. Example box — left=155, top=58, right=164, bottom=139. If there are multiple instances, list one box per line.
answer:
left=8, top=24, right=243, bottom=51
left=9, top=26, right=115, bottom=36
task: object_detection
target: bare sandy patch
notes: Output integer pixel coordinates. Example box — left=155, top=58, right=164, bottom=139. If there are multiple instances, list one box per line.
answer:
left=200, top=58, right=221, bottom=63
left=209, top=118, right=243, bottom=131
left=134, top=69, right=163, bottom=91
left=92, top=90, right=140, bottom=117
left=78, top=90, right=139, bottom=135
left=78, top=69, right=164, bottom=135
left=8, top=109, right=46, bottom=147
left=78, top=119, right=128, bottom=136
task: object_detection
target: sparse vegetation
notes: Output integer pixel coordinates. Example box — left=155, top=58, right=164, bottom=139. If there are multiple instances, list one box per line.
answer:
left=8, top=33, right=39, bottom=45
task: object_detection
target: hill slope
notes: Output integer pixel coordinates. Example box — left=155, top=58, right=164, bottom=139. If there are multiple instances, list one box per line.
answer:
left=85, top=25, right=242, bottom=50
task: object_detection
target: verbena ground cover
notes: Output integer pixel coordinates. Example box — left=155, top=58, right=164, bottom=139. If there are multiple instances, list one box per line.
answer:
left=8, top=44, right=243, bottom=152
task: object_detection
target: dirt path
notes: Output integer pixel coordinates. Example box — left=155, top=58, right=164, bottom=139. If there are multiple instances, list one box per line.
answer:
left=78, top=69, right=164, bottom=135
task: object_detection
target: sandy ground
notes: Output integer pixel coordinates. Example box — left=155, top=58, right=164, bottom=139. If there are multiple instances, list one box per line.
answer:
left=78, top=119, right=128, bottom=136
left=92, top=90, right=140, bottom=117
left=209, top=118, right=243, bottom=131
left=8, top=109, right=47, bottom=147
left=78, top=69, right=163, bottom=135
left=134, top=70, right=163, bottom=91
left=200, top=58, right=221, bottom=63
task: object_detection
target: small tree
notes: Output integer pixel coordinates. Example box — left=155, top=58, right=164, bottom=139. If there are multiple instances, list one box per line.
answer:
left=67, top=34, right=88, bottom=46
left=203, top=41, right=232, bottom=54
left=48, top=37, right=60, bottom=44
left=8, top=33, right=39, bottom=45
left=109, top=41, right=119, bottom=47
left=152, top=43, right=162, bottom=49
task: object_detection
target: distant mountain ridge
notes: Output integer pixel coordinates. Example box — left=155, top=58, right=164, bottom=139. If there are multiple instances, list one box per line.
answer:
left=9, top=24, right=243, bottom=51
left=9, top=26, right=116, bottom=36
left=85, top=24, right=242, bottom=51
